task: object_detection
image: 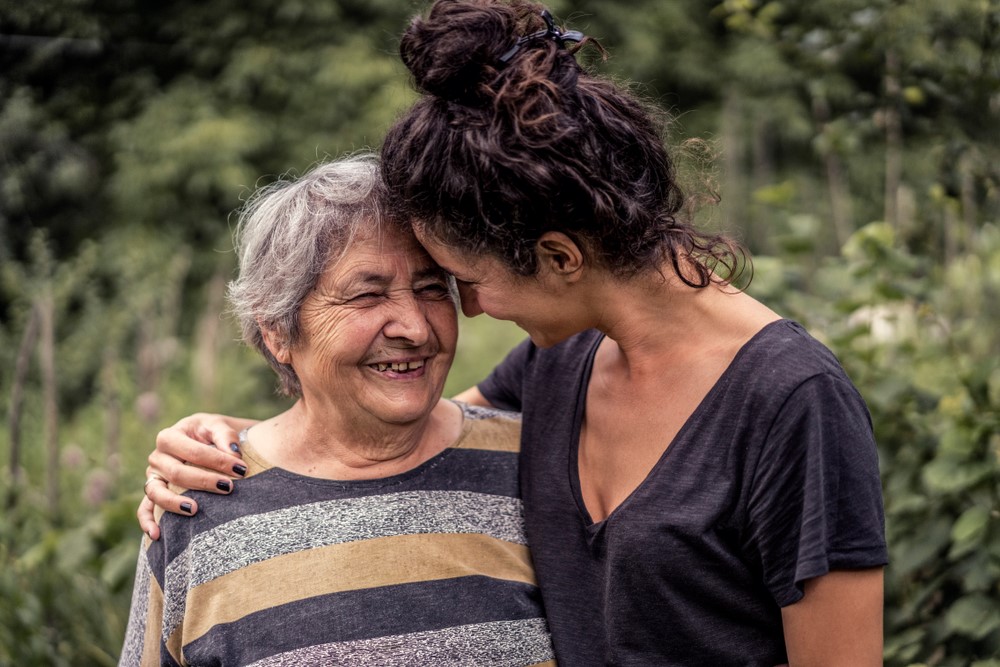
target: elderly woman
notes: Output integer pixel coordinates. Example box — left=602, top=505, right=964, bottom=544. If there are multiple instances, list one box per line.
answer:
left=119, top=155, right=555, bottom=666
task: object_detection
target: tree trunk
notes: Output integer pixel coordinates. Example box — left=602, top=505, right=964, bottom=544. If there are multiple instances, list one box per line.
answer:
left=811, top=91, right=853, bottom=249
left=751, top=116, right=774, bottom=193
left=943, top=199, right=958, bottom=266
left=103, top=349, right=121, bottom=478
left=193, top=270, right=227, bottom=405
left=883, top=49, right=903, bottom=231
left=722, top=88, right=753, bottom=249
left=37, top=291, right=60, bottom=519
left=959, top=149, right=978, bottom=254
left=6, top=304, right=41, bottom=509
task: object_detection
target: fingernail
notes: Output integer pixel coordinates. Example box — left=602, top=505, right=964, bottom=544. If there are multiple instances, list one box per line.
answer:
left=180, top=502, right=193, bottom=514
left=229, top=442, right=241, bottom=454
left=217, top=480, right=232, bottom=493
left=233, top=464, right=247, bottom=477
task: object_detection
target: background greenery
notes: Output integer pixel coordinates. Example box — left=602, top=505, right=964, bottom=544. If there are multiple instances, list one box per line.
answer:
left=1, top=0, right=997, bottom=664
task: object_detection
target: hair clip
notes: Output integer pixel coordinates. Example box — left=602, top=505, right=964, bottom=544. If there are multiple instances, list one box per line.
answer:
left=498, top=9, right=585, bottom=64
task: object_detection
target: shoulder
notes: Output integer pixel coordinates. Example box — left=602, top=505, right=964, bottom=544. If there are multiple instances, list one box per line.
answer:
left=453, top=401, right=522, bottom=453
left=708, top=320, right=873, bottom=450
left=736, top=320, right=858, bottom=395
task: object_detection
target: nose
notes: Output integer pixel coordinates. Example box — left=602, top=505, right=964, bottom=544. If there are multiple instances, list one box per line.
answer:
left=456, top=281, right=484, bottom=318
left=382, top=291, right=432, bottom=345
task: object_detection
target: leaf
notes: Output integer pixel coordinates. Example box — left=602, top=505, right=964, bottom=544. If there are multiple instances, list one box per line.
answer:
left=882, top=626, right=924, bottom=661
left=923, top=459, right=994, bottom=495
left=890, top=516, right=952, bottom=576
left=945, top=594, right=1000, bottom=640
left=948, top=505, right=991, bottom=560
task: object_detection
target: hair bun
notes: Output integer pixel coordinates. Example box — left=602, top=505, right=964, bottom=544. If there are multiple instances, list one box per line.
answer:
left=400, top=0, right=531, bottom=104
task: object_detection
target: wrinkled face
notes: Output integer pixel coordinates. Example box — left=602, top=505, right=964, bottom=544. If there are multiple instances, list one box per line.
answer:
left=413, top=227, right=574, bottom=348
left=288, top=224, right=458, bottom=426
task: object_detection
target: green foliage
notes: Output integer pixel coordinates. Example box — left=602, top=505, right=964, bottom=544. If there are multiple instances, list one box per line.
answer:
left=0, top=491, right=138, bottom=667
left=1, top=0, right=998, bottom=664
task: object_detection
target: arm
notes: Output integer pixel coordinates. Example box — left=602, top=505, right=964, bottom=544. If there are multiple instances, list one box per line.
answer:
left=138, top=412, right=258, bottom=539
left=781, top=568, right=884, bottom=666
left=745, top=373, right=887, bottom=664
left=138, top=392, right=490, bottom=538
left=452, top=386, right=493, bottom=407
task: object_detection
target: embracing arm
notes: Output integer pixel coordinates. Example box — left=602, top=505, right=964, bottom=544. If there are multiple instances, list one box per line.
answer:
left=138, top=412, right=259, bottom=538
left=781, top=567, right=884, bottom=666
left=138, top=390, right=496, bottom=538
left=452, top=386, right=493, bottom=407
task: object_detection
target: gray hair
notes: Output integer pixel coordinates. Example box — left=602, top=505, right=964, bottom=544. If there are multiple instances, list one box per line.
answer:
left=228, top=153, right=386, bottom=396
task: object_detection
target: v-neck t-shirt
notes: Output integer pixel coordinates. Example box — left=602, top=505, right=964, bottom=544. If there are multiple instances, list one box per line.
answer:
left=478, top=320, right=887, bottom=666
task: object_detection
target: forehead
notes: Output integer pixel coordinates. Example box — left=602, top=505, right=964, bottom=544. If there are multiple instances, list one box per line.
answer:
left=322, top=224, right=439, bottom=284
left=411, top=226, right=475, bottom=270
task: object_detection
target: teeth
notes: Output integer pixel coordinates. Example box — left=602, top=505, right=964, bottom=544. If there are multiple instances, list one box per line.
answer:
left=373, top=360, right=425, bottom=372
left=390, top=360, right=425, bottom=371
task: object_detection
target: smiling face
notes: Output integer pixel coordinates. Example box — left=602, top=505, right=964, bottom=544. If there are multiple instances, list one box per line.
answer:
left=273, top=223, right=458, bottom=427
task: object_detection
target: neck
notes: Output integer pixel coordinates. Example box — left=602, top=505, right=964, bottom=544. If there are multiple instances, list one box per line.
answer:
left=252, top=397, right=460, bottom=480
left=586, top=263, right=780, bottom=380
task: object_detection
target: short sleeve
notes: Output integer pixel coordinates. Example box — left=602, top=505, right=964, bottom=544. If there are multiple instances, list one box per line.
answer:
left=746, top=373, right=888, bottom=607
left=477, top=337, right=534, bottom=412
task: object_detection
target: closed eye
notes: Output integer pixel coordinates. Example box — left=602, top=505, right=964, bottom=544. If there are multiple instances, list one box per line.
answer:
left=417, top=283, right=451, bottom=297
left=347, top=292, right=386, bottom=304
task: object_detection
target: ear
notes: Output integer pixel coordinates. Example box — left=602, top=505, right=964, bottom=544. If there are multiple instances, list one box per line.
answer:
left=536, top=232, right=584, bottom=282
left=260, top=325, right=292, bottom=365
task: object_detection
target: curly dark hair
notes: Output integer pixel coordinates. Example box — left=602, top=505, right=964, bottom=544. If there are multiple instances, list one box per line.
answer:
left=381, top=0, right=745, bottom=286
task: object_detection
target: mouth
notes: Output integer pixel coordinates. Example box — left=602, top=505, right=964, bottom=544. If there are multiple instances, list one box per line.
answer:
left=367, top=358, right=427, bottom=375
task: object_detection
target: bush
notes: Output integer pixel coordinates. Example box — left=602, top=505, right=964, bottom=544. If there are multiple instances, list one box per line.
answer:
left=751, top=222, right=1000, bottom=666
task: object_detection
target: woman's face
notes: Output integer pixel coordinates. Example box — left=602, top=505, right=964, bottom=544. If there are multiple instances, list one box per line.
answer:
left=287, top=224, right=458, bottom=426
left=413, top=227, right=580, bottom=348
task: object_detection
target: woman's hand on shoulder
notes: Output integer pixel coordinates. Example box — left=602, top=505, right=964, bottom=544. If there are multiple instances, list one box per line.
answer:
left=138, top=412, right=258, bottom=540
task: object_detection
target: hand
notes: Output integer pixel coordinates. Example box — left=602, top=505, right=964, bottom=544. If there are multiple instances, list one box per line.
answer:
left=139, top=412, right=258, bottom=539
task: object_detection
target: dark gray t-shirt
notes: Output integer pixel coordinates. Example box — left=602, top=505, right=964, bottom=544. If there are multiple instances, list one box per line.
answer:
left=479, top=320, right=887, bottom=666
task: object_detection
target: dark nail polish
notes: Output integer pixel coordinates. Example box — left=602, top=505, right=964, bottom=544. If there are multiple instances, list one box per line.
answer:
left=180, top=502, right=193, bottom=514
left=233, top=464, right=247, bottom=477
left=217, top=480, right=232, bottom=493
left=229, top=442, right=241, bottom=454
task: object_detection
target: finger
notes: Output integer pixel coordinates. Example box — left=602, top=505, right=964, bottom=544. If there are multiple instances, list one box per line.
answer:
left=197, top=419, right=245, bottom=459
left=143, top=475, right=201, bottom=517
left=154, top=427, right=246, bottom=479
left=148, top=451, right=240, bottom=494
left=138, top=496, right=161, bottom=541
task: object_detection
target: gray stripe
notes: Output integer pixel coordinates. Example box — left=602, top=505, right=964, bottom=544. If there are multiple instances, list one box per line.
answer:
left=245, top=618, right=554, bottom=666
left=119, top=542, right=151, bottom=667
left=162, top=490, right=527, bottom=639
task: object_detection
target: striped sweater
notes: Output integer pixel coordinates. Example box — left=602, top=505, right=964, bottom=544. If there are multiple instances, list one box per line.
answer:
left=120, top=403, right=555, bottom=666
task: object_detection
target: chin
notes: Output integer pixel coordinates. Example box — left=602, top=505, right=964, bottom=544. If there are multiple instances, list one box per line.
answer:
left=375, top=391, right=441, bottom=424
left=525, top=328, right=575, bottom=349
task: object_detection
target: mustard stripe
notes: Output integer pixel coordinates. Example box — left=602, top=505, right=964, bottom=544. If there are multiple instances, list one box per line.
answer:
left=180, top=532, right=537, bottom=644
left=142, top=572, right=174, bottom=665
left=451, top=411, right=522, bottom=453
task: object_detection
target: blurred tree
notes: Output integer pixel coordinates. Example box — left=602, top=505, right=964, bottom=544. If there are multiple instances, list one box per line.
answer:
left=1, top=0, right=414, bottom=272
